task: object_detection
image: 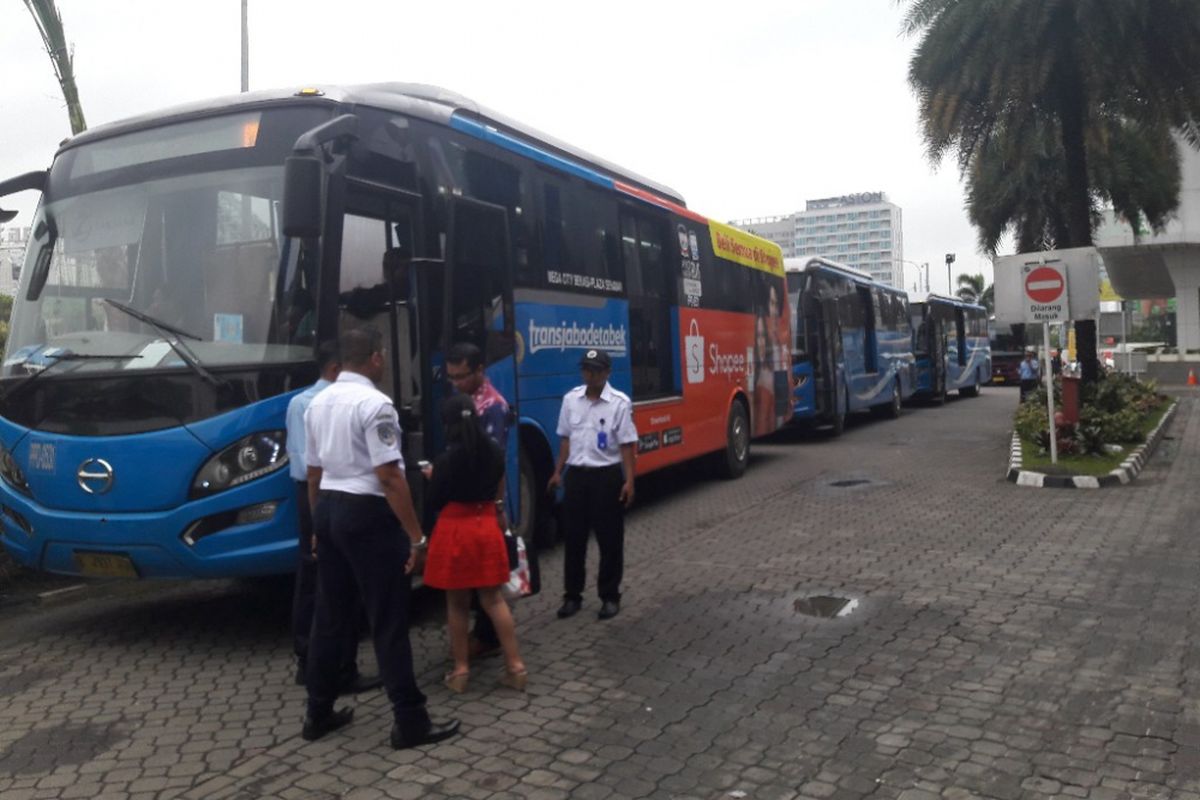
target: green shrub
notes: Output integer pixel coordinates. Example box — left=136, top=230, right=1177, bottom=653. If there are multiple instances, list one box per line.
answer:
left=1014, top=372, right=1164, bottom=454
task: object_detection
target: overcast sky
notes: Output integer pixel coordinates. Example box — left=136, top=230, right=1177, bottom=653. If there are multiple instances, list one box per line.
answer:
left=0, top=0, right=999, bottom=293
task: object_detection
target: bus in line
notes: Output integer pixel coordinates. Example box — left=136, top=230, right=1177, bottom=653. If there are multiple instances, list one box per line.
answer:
left=0, top=83, right=790, bottom=579
left=989, top=319, right=1027, bottom=384
left=785, top=256, right=915, bottom=434
left=908, top=293, right=991, bottom=401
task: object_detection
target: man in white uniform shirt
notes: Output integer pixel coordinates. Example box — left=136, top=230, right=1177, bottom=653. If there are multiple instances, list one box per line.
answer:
left=547, top=349, right=637, bottom=621
left=301, top=326, right=459, bottom=749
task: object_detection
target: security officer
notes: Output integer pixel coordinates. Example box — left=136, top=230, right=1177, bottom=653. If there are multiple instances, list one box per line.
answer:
left=301, top=326, right=459, bottom=749
left=286, top=340, right=378, bottom=693
left=547, top=349, right=637, bottom=621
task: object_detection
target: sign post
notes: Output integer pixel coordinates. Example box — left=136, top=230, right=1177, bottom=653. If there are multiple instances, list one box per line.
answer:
left=1019, top=261, right=1070, bottom=465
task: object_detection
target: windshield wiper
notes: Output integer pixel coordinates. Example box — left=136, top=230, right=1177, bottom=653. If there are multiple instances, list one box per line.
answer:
left=0, top=351, right=140, bottom=403
left=102, top=299, right=227, bottom=389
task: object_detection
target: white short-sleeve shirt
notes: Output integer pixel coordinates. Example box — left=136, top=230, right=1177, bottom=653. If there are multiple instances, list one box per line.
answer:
left=304, top=371, right=404, bottom=496
left=555, top=382, right=637, bottom=468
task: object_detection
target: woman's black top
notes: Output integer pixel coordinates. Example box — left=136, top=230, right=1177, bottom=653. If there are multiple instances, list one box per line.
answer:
left=428, top=437, right=506, bottom=513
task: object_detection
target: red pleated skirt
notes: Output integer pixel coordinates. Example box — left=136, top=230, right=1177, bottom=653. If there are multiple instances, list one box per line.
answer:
left=423, top=501, right=510, bottom=590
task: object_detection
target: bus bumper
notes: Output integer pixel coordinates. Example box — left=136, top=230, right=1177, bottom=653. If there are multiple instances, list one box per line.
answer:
left=0, top=471, right=299, bottom=579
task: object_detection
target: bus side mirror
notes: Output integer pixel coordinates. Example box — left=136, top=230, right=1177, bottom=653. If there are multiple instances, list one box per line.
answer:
left=282, top=155, right=323, bottom=238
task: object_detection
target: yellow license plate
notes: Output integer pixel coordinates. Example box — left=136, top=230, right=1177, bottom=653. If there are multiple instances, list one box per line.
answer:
left=74, top=551, right=139, bottom=578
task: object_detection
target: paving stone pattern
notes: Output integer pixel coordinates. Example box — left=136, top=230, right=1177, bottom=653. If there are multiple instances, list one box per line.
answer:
left=1, top=388, right=1199, bottom=799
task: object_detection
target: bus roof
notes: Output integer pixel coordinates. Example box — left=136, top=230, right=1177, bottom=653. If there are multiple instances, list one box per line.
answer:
left=784, top=256, right=875, bottom=283
left=56, top=83, right=686, bottom=209
left=908, top=291, right=987, bottom=311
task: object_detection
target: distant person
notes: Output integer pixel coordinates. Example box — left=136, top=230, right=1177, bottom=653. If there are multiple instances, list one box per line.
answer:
left=547, top=349, right=637, bottom=621
left=1018, top=350, right=1040, bottom=401
left=1051, top=350, right=1063, bottom=376
left=286, top=341, right=378, bottom=695
left=421, top=394, right=527, bottom=693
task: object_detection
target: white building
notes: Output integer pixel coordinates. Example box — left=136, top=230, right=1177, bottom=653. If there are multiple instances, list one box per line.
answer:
left=1097, top=139, right=1200, bottom=352
left=732, top=192, right=904, bottom=287
left=0, top=226, right=29, bottom=298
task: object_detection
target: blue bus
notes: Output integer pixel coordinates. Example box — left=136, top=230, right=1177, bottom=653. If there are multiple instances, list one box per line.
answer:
left=785, top=257, right=915, bottom=434
left=0, top=83, right=788, bottom=579
left=908, top=293, right=991, bottom=401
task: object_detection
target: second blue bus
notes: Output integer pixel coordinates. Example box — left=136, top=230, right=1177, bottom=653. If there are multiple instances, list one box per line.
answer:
left=785, top=257, right=916, bottom=434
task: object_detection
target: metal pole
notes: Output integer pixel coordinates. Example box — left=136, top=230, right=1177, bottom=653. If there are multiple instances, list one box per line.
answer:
left=241, top=0, right=249, bottom=93
left=1044, top=321, right=1057, bottom=464
left=1121, top=302, right=1130, bottom=374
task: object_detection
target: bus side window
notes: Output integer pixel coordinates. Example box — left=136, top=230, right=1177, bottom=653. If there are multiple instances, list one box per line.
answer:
left=621, top=211, right=674, bottom=399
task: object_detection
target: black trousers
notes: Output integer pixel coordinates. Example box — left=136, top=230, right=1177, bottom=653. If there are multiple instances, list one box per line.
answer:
left=563, top=464, right=625, bottom=603
left=306, top=492, right=430, bottom=735
left=291, top=482, right=358, bottom=677
left=1019, top=378, right=1039, bottom=401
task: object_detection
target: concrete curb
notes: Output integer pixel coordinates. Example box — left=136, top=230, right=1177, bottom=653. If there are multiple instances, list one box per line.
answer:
left=1007, top=400, right=1178, bottom=489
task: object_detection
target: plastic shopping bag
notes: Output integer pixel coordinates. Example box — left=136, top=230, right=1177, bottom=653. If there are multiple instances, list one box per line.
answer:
left=502, top=534, right=532, bottom=600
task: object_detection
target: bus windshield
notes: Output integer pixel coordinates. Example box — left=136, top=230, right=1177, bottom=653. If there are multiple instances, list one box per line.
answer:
left=2, top=108, right=332, bottom=379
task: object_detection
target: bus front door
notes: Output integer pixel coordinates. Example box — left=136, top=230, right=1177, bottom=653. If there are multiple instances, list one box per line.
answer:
left=335, top=184, right=430, bottom=507
left=442, top=197, right=520, bottom=527
left=931, top=317, right=946, bottom=399
left=811, top=296, right=842, bottom=419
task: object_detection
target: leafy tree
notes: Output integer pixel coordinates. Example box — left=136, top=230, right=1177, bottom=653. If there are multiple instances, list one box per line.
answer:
left=23, top=0, right=86, bottom=135
left=903, top=0, right=1200, bottom=382
left=955, top=272, right=994, bottom=312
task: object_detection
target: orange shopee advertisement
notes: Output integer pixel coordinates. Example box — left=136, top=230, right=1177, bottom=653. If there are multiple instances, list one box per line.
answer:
left=708, top=221, right=784, bottom=277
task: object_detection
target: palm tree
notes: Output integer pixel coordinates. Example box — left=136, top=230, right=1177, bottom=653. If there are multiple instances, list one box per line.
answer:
left=955, top=273, right=982, bottom=302
left=902, top=0, right=1200, bottom=382
left=23, top=0, right=86, bottom=135
left=966, top=113, right=1182, bottom=254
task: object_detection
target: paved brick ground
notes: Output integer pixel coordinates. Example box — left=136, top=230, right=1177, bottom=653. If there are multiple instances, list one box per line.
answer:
left=1, top=387, right=1198, bottom=799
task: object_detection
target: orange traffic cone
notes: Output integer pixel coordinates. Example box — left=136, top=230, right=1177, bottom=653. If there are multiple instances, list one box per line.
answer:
left=1189, top=368, right=1198, bottom=387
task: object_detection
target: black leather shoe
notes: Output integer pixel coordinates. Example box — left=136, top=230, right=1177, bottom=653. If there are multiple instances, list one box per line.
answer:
left=337, top=672, right=382, bottom=696
left=301, top=707, right=354, bottom=741
left=598, top=599, right=620, bottom=620
left=557, top=598, right=582, bottom=618
left=390, top=718, right=461, bottom=750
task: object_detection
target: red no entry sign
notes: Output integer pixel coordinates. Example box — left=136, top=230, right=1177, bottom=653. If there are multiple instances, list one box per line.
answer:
left=1025, top=266, right=1065, bottom=303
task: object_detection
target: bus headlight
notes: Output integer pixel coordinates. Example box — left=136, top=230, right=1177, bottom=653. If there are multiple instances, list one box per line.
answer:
left=191, top=431, right=288, bottom=498
left=0, top=442, right=31, bottom=497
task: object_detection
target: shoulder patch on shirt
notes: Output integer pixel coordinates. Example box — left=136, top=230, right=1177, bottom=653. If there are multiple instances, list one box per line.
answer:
left=377, top=422, right=397, bottom=447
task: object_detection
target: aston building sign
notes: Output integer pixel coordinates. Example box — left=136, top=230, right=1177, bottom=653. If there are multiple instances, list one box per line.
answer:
left=806, top=192, right=885, bottom=210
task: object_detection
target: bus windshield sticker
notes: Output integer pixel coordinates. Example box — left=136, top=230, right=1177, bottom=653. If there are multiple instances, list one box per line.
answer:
left=213, top=314, right=244, bottom=344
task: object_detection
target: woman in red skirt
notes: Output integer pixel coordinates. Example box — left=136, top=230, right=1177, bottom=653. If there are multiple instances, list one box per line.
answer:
left=422, top=394, right=526, bottom=692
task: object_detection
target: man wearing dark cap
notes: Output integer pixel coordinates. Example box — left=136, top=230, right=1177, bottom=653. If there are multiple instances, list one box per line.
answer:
left=547, top=349, right=637, bottom=620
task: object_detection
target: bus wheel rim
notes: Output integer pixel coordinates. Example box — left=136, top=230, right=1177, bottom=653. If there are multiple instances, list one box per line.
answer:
left=733, top=414, right=748, bottom=461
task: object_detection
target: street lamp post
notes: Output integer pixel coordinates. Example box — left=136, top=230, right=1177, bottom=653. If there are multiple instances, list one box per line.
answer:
left=898, top=259, right=931, bottom=293
left=945, top=253, right=956, bottom=295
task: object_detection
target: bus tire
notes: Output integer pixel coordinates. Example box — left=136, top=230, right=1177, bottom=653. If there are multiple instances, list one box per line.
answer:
left=960, top=373, right=980, bottom=397
left=517, top=445, right=553, bottom=550
left=830, top=390, right=847, bottom=436
left=715, top=399, right=750, bottom=479
left=933, top=377, right=947, bottom=406
left=887, top=379, right=902, bottom=419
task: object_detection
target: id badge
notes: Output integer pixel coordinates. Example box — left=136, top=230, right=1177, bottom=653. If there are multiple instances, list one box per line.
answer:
left=596, top=430, right=609, bottom=451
